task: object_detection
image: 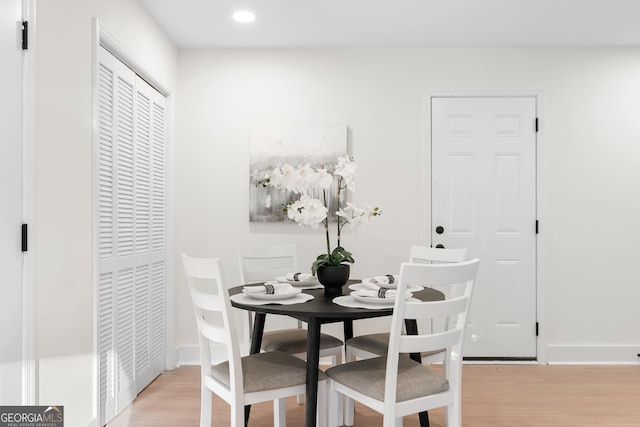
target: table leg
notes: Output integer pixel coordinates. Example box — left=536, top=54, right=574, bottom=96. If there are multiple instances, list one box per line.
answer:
left=245, top=312, right=266, bottom=426
left=305, top=319, right=321, bottom=427
left=343, top=319, right=353, bottom=341
left=404, top=319, right=421, bottom=363
left=405, top=319, right=430, bottom=427
left=249, top=312, right=266, bottom=355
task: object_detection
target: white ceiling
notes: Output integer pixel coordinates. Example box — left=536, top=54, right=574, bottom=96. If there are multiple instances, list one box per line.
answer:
left=139, top=0, right=640, bottom=48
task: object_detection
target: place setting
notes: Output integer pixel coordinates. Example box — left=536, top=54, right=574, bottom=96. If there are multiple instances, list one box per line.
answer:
left=333, top=274, right=420, bottom=309
left=229, top=280, right=315, bottom=305
left=273, top=272, right=324, bottom=289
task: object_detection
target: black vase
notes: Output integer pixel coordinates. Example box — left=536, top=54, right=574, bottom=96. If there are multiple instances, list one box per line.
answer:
left=317, top=264, right=350, bottom=296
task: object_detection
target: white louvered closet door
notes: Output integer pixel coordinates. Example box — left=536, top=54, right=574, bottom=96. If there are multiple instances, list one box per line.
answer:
left=133, top=75, right=166, bottom=394
left=96, top=46, right=166, bottom=425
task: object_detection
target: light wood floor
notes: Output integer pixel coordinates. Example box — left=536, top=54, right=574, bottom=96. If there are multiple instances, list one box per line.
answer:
left=107, top=364, right=640, bottom=426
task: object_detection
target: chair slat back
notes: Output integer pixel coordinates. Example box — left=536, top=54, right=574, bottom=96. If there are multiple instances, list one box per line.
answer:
left=190, top=287, right=226, bottom=312
left=238, top=244, right=298, bottom=283
left=384, top=259, right=480, bottom=409
left=400, top=259, right=478, bottom=288
left=407, top=246, right=469, bottom=303
left=198, top=321, right=229, bottom=345
left=403, top=293, right=469, bottom=321
left=409, top=245, right=467, bottom=264
left=237, top=244, right=302, bottom=337
left=398, top=328, right=463, bottom=355
left=189, top=287, right=229, bottom=343
left=182, top=254, right=244, bottom=396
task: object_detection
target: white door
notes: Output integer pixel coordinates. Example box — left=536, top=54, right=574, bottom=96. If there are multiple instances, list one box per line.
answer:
left=431, top=97, right=537, bottom=359
left=0, top=0, right=24, bottom=404
left=97, top=46, right=166, bottom=425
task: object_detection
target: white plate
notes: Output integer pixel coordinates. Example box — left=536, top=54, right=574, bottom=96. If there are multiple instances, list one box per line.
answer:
left=348, top=283, right=423, bottom=292
left=274, top=276, right=319, bottom=286
left=243, top=288, right=301, bottom=300
left=231, top=293, right=314, bottom=306
left=361, top=275, right=400, bottom=289
left=350, top=290, right=412, bottom=305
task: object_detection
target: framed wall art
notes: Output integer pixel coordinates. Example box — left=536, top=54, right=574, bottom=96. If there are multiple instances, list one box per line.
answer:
left=249, top=124, right=348, bottom=222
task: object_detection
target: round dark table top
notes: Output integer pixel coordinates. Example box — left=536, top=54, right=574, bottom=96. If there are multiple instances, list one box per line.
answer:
left=229, top=280, right=445, bottom=322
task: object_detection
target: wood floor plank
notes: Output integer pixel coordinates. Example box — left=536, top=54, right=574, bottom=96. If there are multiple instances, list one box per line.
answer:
left=107, top=364, right=640, bottom=426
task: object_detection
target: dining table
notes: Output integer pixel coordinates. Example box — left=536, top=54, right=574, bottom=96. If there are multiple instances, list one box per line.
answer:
left=229, top=280, right=445, bottom=427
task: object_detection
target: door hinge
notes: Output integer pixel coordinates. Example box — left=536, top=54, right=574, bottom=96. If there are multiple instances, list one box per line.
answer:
left=535, top=117, right=539, bottom=133
left=536, top=322, right=539, bottom=336
left=535, top=220, right=539, bottom=234
left=22, top=21, right=28, bottom=50
left=22, top=224, right=28, bottom=252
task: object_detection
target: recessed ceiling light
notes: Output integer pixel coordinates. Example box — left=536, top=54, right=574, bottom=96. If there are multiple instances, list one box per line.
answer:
left=233, top=11, right=256, bottom=23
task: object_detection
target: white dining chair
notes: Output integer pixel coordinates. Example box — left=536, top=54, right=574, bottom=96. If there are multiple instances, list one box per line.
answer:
left=327, top=259, right=480, bottom=427
left=346, top=246, right=467, bottom=362
left=343, top=246, right=467, bottom=426
left=238, top=244, right=343, bottom=362
left=182, top=253, right=328, bottom=427
left=238, top=244, right=343, bottom=410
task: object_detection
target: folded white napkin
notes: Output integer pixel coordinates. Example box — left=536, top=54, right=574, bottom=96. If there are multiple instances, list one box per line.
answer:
left=285, top=272, right=314, bottom=282
left=365, top=274, right=398, bottom=285
left=243, top=281, right=296, bottom=295
left=355, top=282, right=409, bottom=299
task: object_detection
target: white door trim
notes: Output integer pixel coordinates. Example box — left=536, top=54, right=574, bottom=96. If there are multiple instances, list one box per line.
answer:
left=22, top=0, right=37, bottom=405
left=95, top=22, right=170, bottom=97
left=424, top=89, right=547, bottom=364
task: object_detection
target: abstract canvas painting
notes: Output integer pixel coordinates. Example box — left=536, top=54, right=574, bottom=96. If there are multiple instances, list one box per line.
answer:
left=249, top=125, right=348, bottom=222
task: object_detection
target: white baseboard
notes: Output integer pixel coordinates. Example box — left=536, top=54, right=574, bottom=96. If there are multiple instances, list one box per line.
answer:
left=546, top=345, right=640, bottom=365
left=176, top=344, right=640, bottom=367
left=175, top=345, right=202, bottom=366
left=175, top=343, right=252, bottom=367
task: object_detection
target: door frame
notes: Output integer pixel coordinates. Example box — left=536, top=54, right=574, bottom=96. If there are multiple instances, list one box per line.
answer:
left=423, top=89, right=547, bottom=364
left=22, top=0, right=37, bottom=404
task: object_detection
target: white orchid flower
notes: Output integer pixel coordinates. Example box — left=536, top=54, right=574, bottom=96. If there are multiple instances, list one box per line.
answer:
left=268, top=167, right=285, bottom=190
left=280, top=164, right=298, bottom=193
left=287, top=195, right=328, bottom=229
left=316, top=168, right=334, bottom=190
left=336, top=202, right=379, bottom=232
left=334, top=156, right=357, bottom=191
left=296, top=163, right=317, bottom=194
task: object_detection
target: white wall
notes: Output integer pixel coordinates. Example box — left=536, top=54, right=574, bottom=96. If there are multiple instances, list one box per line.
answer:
left=175, top=48, right=640, bottom=364
left=34, top=0, right=176, bottom=425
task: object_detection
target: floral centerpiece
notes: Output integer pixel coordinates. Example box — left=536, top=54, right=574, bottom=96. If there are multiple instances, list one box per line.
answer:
left=257, top=156, right=381, bottom=289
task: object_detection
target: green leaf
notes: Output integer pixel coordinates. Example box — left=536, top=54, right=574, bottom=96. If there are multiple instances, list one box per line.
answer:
left=312, top=257, right=331, bottom=275
left=331, top=247, right=354, bottom=264
left=312, top=247, right=356, bottom=275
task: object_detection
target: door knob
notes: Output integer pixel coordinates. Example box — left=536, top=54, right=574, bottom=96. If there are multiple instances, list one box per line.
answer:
left=435, top=226, right=444, bottom=234
left=435, top=244, right=445, bottom=249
